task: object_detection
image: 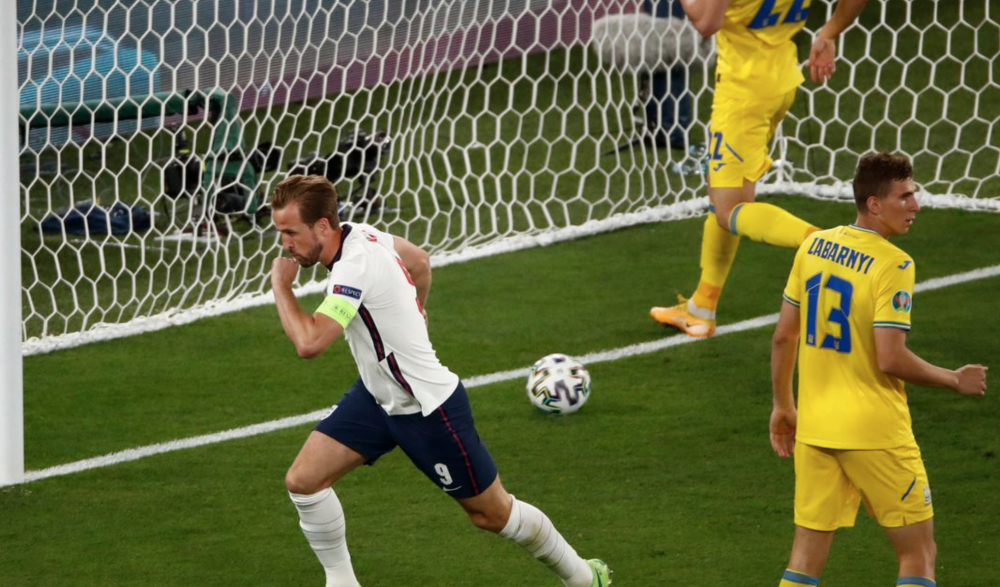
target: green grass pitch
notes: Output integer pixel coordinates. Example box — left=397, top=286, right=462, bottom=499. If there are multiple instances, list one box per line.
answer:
left=3, top=196, right=998, bottom=586
left=8, top=1, right=1000, bottom=583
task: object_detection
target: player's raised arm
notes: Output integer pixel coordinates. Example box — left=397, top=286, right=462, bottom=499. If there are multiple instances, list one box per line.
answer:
left=393, top=236, right=432, bottom=309
left=770, top=300, right=800, bottom=458
left=809, top=0, right=869, bottom=83
left=271, top=257, right=344, bottom=359
left=874, top=328, right=988, bottom=396
left=680, top=0, right=729, bottom=38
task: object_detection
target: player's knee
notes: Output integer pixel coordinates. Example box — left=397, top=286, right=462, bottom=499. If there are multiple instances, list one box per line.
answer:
left=715, top=209, right=731, bottom=230
left=466, top=508, right=507, bottom=533
left=463, top=495, right=511, bottom=533
left=284, top=467, right=327, bottom=495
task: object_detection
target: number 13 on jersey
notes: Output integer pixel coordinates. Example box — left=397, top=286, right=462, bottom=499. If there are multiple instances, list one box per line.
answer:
left=804, top=271, right=853, bottom=353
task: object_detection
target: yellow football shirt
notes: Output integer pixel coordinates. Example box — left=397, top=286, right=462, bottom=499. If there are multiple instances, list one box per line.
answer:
left=715, top=0, right=810, bottom=98
left=783, top=224, right=917, bottom=449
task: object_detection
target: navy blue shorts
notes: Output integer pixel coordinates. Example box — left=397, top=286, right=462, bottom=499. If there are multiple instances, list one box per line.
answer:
left=315, top=379, right=498, bottom=499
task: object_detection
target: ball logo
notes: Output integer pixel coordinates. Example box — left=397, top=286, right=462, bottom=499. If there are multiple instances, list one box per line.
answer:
left=892, top=290, right=912, bottom=314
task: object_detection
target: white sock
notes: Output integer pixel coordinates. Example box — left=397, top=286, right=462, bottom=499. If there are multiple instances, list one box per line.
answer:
left=289, top=489, right=362, bottom=587
left=500, top=495, right=593, bottom=587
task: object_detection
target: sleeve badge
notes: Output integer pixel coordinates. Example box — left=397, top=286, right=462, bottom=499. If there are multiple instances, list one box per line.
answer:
left=332, top=284, right=363, bottom=299
left=891, top=290, right=912, bottom=313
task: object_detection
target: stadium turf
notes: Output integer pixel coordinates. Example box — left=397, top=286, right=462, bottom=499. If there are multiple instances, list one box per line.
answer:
left=4, top=196, right=998, bottom=586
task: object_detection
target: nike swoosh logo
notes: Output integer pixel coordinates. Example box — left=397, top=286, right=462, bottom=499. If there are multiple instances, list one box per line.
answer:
left=442, top=486, right=464, bottom=493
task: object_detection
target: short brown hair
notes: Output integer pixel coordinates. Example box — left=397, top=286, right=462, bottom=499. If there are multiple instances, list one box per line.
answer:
left=272, top=175, right=340, bottom=228
left=852, top=151, right=913, bottom=211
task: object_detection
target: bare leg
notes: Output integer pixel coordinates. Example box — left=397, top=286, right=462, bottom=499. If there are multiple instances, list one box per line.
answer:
left=286, top=431, right=367, bottom=587
left=455, top=474, right=513, bottom=532
left=786, top=525, right=836, bottom=579
left=885, top=518, right=936, bottom=582
left=286, top=431, right=365, bottom=494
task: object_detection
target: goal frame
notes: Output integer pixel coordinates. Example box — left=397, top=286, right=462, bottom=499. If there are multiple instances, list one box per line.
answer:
left=2, top=3, right=24, bottom=486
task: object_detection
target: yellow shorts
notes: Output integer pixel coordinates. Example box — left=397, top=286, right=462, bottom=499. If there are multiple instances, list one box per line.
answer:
left=707, top=88, right=796, bottom=188
left=794, top=441, right=934, bottom=531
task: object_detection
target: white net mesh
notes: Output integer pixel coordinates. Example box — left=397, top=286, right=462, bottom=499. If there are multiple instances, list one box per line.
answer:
left=17, top=0, right=999, bottom=354
left=771, top=0, right=1000, bottom=208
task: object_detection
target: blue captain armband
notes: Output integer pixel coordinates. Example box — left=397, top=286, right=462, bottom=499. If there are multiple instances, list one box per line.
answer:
left=316, top=294, right=358, bottom=328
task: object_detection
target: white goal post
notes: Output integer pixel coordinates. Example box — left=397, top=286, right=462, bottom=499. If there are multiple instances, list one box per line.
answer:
left=14, top=0, right=1000, bottom=363
left=3, top=2, right=24, bottom=486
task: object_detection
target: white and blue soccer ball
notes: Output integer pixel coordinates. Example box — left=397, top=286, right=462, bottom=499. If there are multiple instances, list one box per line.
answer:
left=526, top=353, right=591, bottom=415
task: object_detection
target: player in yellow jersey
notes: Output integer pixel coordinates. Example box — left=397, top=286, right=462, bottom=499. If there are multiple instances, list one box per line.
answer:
left=769, top=152, right=988, bottom=587
left=651, top=0, right=869, bottom=337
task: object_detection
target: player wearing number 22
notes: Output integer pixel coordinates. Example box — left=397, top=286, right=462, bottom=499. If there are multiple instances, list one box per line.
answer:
left=269, top=175, right=610, bottom=587
left=769, top=152, right=988, bottom=587
left=651, top=0, right=869, bottom=337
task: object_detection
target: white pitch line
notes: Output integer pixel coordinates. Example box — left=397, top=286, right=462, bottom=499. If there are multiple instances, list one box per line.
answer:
left=911, top=264, right=1000, bottom=293
left=20, top=410, right=329, bottom=485
left=11, top=263, right=1000, bottom=488
left=463, top=313, right=782, bottom=389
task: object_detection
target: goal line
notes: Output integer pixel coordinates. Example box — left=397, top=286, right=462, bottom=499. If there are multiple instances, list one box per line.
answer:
left=22, top=189, right=995, bottom=358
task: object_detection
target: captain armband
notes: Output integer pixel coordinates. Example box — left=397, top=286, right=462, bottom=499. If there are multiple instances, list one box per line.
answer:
left=315, top=294, right=358, bottom=329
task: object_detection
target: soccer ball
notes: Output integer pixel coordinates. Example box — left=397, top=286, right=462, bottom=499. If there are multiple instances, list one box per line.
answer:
left=526, top=353, right=591, bottom=415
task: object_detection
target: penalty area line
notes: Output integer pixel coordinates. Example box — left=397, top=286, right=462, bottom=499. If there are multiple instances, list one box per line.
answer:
left=11, top=263, right=1000, bottom=487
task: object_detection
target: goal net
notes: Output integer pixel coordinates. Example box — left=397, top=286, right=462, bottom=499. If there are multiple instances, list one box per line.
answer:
left=16, top=0, right=999, bottom=354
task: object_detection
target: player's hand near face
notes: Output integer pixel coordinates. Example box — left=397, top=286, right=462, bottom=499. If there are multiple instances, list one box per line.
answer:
left=272, top=257, right=300, bottom=290
left=770, top=407, right=797, bottom=458
left=270, top=254, right=343, bottom=359
left=808, top=37, right=837, bottom=83
left=954, top=364, right=988, bottom=396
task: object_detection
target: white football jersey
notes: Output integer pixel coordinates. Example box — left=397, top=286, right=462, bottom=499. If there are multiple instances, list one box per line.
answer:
left=316, top=223, right=459, bottom=416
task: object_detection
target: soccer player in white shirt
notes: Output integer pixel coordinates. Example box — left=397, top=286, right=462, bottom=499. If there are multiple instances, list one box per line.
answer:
left=269, top=175, right=611, bottom=587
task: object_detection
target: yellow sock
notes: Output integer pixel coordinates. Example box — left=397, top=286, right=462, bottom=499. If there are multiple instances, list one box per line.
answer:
left=691, top=209, right=740, bottom=312
left=780, top=569, right=819, bottom=586
left=729, top=202, right=820, bottom=248
left=896, top=577, right=935, bottom=587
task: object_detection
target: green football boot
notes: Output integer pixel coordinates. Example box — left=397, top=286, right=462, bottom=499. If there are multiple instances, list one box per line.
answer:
left=587, top=559, right=612, bottom=586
